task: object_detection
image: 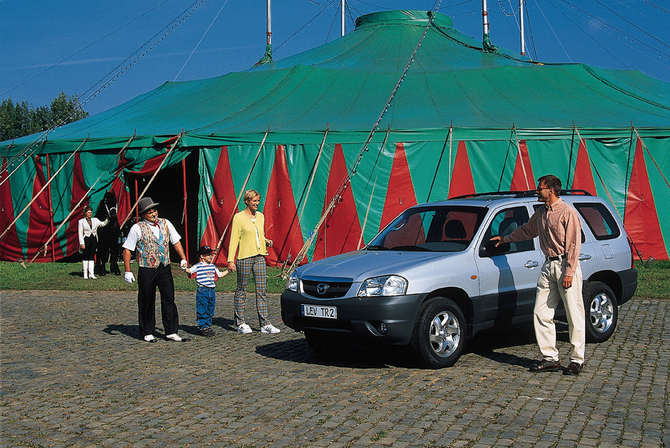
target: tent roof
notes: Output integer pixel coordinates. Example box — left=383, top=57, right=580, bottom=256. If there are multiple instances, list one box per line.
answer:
left=4, top=10, right=670, bottom=152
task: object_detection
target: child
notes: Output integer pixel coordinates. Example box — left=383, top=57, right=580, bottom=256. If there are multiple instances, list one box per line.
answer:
left=184, top=245, right=228, bottom=337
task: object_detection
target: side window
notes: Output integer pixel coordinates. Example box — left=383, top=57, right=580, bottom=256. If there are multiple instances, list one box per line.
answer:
left=575, top=203, right=621, bottom=240
left=483, top=206, right=533, bottom=254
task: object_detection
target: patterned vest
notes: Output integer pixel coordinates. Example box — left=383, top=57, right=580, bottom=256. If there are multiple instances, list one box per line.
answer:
left=136, top=219, right=170, bottom=268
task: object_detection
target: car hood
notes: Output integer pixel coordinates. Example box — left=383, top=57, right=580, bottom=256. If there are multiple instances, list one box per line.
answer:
left=297, top=250, right=458, bottom=282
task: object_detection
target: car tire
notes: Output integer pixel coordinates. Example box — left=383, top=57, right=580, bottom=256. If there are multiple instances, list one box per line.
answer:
left=304, top=330, right=352, bottom=357
left=410, top=297, right=466, bottom=368
left=583, top=281, right=618, bottom=343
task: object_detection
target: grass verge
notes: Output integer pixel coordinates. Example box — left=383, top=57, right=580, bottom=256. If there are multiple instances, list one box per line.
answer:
left=0, top=259, right=668, bottom=299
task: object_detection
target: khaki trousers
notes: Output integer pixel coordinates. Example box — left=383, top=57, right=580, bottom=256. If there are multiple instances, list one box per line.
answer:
left=534, top=258, right=585, bottom=364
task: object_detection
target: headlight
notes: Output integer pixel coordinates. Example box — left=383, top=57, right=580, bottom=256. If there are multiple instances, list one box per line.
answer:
left=357, top=275, right=407, bottom=297
left=286, top=271, right=299, bottom=292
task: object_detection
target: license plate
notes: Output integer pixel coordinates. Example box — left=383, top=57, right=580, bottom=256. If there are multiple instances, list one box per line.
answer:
left=301, top=304, right=337, bottom=319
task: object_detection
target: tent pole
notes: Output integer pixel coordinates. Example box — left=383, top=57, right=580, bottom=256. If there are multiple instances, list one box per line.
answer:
left=182, top=158, right=190, bottom=262
left=357, top=127, right=391, bottom=250
left=341, top=0, right=345, bottom=37
left=120, top=133, right=183, bottom=228
left=213, top=130, right=270, bottom=265
left=25, top=138, right=132, bottom=268
left=0, top=138, right=88, bottom=243
left=46, top=154, right=55, bottom=262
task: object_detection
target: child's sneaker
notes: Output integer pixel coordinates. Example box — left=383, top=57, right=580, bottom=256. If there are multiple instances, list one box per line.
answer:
left=260, top=324, right=281, bottom=334
left=237, top=323, right=252, bottom=334
left=200, top=327, right=216, bottom=337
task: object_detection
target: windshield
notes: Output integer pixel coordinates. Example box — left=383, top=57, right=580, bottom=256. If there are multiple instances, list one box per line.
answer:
left=367, top=205, right=487, bottom=252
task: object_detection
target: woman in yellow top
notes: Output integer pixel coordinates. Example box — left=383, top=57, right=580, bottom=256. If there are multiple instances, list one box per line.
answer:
left=228, top=189, right=281, bottom=334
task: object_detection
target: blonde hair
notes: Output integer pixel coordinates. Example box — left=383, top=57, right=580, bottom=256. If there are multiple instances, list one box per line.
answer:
left=243, top=189, right=260, bottom=205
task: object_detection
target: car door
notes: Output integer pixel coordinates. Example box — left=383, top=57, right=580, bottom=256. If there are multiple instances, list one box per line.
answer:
left=474, top=204, right=543, bottom=329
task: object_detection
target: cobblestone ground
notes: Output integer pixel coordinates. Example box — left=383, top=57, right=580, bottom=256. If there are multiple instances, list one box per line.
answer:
left=1, top=290, right=668, bottom=448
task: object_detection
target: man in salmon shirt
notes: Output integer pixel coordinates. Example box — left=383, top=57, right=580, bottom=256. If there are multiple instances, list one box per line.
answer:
left=491, top=175, right=585, bottom=375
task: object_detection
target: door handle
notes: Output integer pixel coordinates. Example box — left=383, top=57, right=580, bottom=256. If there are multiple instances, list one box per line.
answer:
left=579, top=253, right=592, bottom=261
left=524, top=260, right=539, bottom=268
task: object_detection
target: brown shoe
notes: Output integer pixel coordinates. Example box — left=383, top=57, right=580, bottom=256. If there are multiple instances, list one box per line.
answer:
left=563, top=362, right=583, bottom=375
left=529, top=359, right=561, bottom=372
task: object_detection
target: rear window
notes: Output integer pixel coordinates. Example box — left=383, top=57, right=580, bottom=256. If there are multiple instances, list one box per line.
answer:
left=575, top=203, right=621, bottom=240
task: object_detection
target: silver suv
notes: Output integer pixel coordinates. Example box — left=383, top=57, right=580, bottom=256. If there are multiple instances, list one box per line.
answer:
left=281, top=191, right=638, bottom=368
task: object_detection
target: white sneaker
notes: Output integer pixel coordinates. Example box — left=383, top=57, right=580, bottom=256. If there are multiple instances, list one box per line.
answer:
left=261, top=324, right=280, bottom=334
left=166, top=333, right=183, bottom=342
left=144, top=335, right=157, bottom=343
left=237, top=323, right=252, bottom=334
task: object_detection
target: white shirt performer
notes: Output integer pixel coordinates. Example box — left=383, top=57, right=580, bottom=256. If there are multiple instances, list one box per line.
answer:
left=122, top=197, right=188, bottom=343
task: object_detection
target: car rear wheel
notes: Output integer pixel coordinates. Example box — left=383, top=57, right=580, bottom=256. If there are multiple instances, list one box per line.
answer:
left=410, top=297, right=466, bottom=368
left=583, top=281, right=618, bottom=343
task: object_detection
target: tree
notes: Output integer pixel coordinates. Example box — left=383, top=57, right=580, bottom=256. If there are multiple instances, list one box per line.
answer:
left=0, top=93, right=89, bottom=142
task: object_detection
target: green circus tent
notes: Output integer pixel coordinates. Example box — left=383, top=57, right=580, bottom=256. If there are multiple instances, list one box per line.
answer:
left=2, top=9, right=670, bottom=265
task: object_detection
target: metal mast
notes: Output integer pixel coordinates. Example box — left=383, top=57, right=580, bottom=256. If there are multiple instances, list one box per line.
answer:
left=254, top=0, right=273, bottom=66
left=341, top=0, right=345, bottom=37
left=520, top=0, right=525, bottom=55
left=481, top=0, right=497, bottom=52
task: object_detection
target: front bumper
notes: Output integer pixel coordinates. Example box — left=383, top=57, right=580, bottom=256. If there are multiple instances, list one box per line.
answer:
left=280, top=290, right=426, bottom=345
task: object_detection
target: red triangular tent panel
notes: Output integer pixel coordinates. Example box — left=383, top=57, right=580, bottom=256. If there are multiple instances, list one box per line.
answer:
left=25, top=156, right=51, bottom=261
left=0, top=158, right=22, bottom=261
left=380, top=142, right=418, bottom=229
left=510, top=140, right=535, bottom=191
left=264, top=145, right=305, bottom=266
left=202, top=147, right=237, bottom=266
left=313, top=144, right=363, bottom=261
left=624, top=139, right=668, bottom=261
left=571, top=139, right=597, bottom=195
left=111, top=151, right=132, bottom=225
left=448, top=141, right=476, bottom=198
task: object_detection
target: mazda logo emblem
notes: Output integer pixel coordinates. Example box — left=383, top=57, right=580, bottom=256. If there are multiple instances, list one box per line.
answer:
left=316, top=283, right=329, bottom=295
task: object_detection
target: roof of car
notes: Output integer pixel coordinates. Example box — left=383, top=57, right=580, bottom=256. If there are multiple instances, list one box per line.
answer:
left=417, top=190, right=596, bottom=208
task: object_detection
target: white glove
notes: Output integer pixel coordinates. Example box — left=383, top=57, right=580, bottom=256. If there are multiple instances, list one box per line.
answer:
left=124, top=271, right=135, bottom=284
left=180, top=259, right=188, bottom=270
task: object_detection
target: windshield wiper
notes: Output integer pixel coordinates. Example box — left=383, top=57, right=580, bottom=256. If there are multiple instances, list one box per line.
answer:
left=365, top=245, right=389, bottom=251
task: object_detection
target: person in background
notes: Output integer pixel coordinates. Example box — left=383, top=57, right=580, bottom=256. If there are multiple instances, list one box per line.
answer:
left=185, top=245, right=228, bottom=337
left=122, top=197, right=188, bottom=343
left=491, top=174, right=585, bottom=375
left=78, top=205, right=108, bottom=280
left=227, top=189, right=280, bottom=334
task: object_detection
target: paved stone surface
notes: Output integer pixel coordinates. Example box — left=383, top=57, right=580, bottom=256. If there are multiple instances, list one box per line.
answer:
left=1, top=290, right=668, bottom=447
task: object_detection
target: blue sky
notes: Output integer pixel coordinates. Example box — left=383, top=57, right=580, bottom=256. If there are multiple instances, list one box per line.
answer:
left=2, top=0, right=669, bottom=116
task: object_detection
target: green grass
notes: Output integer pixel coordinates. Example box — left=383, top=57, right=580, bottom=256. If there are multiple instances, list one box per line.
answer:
left=0, top=261, right=288, bottom=293
left=633, top=259, right=670, bottom=299
left=0, top=259, right=668, bottom=299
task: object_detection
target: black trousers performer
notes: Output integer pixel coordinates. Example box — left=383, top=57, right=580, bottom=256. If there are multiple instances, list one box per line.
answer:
left=137, top=264, right=179, bottom=338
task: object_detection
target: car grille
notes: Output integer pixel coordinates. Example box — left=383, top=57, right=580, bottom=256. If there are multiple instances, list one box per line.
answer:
left=302, top=279, right=352, bottom=298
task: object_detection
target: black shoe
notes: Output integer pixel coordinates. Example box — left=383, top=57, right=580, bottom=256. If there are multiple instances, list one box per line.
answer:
left=529, top=359, right=561, bottom=372
left=563, top=362, right=583, bottom=375
left=200, top=327, right=216, bottom=337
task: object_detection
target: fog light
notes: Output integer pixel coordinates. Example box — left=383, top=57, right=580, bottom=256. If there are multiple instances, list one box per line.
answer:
left=379, top=322, right=387, bottom=334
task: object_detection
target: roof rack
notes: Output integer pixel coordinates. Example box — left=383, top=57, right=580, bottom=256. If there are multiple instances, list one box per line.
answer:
left=451, top=189, right=592, bottom=200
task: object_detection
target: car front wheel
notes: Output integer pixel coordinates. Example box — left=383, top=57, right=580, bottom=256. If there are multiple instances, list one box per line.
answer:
left=410, top=297, right=466, bottom=368
left=583, top=281, right=618, bottom=343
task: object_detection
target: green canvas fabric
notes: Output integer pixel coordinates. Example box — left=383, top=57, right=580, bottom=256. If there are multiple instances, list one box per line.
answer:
left=1, top=10, right=670, bottom=261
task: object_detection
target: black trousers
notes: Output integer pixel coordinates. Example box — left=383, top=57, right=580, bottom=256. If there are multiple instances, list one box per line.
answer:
left=137, top=264, right=179, bottom=337
left=82, top=235, right=97, bottom=260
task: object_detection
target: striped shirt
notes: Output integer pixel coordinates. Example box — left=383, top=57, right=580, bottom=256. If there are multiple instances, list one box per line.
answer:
left=190, top=262, right=223, bottom=288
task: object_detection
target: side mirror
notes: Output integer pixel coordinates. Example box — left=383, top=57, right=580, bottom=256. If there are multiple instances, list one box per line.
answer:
left=480, top=240, right=510, bottom=257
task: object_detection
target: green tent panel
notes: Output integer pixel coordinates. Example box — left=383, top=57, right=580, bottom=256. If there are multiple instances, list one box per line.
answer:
left=1, top=10, right=669, bottom=262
